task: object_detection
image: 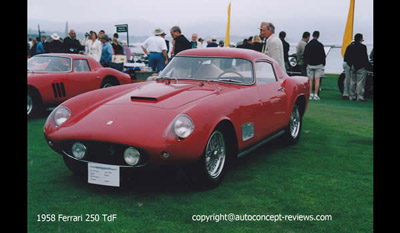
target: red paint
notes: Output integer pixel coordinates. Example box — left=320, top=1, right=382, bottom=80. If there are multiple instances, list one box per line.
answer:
left=28, top=53, right=131, bottom=107
left=44, top=49, right=309, bottom=167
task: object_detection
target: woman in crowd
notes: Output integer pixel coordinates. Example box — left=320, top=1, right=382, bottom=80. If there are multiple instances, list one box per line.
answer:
left=85, top=31, right=102, bottom=63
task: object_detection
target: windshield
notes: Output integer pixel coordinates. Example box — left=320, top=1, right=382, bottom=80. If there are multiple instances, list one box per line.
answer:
left=158, top=56, right=254, bottom=85
left=28, top=56, right=72, bottom=72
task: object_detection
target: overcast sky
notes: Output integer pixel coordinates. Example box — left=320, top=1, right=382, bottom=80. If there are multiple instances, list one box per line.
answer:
left=28, top=0, right=374, bottom=44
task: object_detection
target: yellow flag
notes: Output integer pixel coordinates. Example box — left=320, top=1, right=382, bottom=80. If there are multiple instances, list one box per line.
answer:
left=341, top=0, right=355, bottom=57
left=225, top=2, right=231, bottom=47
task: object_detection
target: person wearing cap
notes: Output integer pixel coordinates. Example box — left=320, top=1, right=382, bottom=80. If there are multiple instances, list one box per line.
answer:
left=47, top=33, right=64, bottom=53
left=99, top=34, right=114, bottom=67
left=141, top=28, right=169, bottom=72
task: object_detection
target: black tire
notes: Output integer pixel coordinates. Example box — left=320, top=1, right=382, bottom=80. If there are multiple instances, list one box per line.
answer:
left=27, top=89, right=41, bottom=118
left=282, top=102, right=303, bottom=145
left=100, top=77, right=119, bottom=88
left=187, top=128, right=228, bottom=189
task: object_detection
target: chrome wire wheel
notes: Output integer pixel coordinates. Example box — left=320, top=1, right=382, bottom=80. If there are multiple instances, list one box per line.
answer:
left=204, top=130, right=226, bottom=179
left=27, top=93, right=33, bottom=116
left=289, top=104, right=301, bottom=139
left=102, top=82, right=114, bottom=88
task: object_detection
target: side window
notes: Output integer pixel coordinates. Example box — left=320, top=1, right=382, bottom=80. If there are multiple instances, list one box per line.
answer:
left=255, top=62, right=277, bottom=85
left=73, top=59, right=91, bottom=72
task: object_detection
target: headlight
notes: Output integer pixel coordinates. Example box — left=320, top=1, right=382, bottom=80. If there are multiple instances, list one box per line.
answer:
left=72, top=142, right=86, bottom=160
left=53, top=106, right=70, bottom=127
left=124, top=147, right=141, bottom=166
left=173, top=114, right=194, bottom=139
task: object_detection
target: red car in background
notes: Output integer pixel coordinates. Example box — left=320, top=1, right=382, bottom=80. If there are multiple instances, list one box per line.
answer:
left=27, top=53, right=131, bottom=117
left=44, top=48, right=309, bottom=189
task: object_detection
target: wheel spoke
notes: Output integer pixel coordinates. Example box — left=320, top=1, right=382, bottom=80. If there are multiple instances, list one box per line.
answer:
left=27, top=93, right=33, bottom=115
left=290, top=106, right=300, bottom=138
left=204, top=131, right=226, bottom=178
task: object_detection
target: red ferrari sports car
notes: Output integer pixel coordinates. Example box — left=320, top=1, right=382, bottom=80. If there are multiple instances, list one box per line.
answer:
left=27, top=53, right=131, bottom=117
left=44, top=48, right=310, bottom=188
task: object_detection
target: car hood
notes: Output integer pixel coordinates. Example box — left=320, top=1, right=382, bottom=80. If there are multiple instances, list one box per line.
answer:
left=51, top=81, right=233, bottom=146
left=105, top=81, right=220, bottom=109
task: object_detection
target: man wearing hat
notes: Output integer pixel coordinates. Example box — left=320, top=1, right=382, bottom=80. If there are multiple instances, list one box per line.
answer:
left=99, top=34, right=114, bottom=67
left=47, top=33, right=65, bottom=53
left=141, top=28, right=168, bottom=72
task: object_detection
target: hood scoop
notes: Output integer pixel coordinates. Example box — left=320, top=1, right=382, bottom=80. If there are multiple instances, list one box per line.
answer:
left=104, top=81, right=218, bottom=108
left=131, top=96, right=158, bottom=102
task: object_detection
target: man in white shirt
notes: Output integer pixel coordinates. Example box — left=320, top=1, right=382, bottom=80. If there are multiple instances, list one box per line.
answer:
left=259, top=22, right=286, bottom=72
left=141, top=28, right=169, bottom=72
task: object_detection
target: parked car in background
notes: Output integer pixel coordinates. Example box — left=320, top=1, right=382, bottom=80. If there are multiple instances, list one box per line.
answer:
left=28, top=53, right=132, bottom=117
left=44, top=48, right=310, bottom=189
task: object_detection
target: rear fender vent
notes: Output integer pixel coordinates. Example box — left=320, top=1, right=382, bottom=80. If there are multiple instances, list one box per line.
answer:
left=52, top=82, right=66, bottom=98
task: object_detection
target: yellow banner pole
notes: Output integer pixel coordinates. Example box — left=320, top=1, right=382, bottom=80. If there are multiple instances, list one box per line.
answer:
left=225, top=2, right=231, bottom=47
left=341, top=0, right=355, bottom=57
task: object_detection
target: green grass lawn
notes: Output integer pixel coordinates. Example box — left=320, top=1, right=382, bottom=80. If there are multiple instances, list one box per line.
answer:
left=27, top=74, right=373, bottom=232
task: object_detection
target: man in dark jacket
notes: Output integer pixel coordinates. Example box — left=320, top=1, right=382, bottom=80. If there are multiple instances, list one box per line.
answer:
left=63, top=29, right=84, bottom=54
left=303, top=31, right=326, bottom=100
left=343, top=33, right=370, bottom=101
left=170, top=26, right=191, bottom=56
left=47, top=33, right=65, bottom=53
left=279, top=31, right=290, bottom=71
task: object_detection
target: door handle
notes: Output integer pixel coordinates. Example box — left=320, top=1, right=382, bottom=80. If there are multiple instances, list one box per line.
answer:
left=278, top=87, right=285, bottom=92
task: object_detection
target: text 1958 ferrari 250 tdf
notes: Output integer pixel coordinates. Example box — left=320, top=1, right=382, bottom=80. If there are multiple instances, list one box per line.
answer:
left=28, top=53, right=131, bottom=117
left=44, top=48, right=310, bottom=189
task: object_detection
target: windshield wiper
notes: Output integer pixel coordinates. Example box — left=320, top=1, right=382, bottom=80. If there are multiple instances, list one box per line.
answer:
left=211, top=78, right=242, bottom=84
left=156, top=76, right=172, bottom=80
left=156, top=76, right=178, bottom=82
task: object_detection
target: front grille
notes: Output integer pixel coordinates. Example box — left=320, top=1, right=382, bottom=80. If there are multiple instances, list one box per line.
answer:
left=61, top=140, right=147, bottom=166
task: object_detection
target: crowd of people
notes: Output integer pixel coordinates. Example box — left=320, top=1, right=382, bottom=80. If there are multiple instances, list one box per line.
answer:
left=28, top=22, right=371, bottom=101
left=342, top=33, right=372, bottom=102
left=137, top=22, right=329, bottom=100
left=27, top=29, right=129, bottom=68
left=234, top=22, right=371, bottom=102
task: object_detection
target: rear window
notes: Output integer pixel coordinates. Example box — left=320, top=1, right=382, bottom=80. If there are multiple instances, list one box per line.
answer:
left=28, top=56, right=72, bottom=72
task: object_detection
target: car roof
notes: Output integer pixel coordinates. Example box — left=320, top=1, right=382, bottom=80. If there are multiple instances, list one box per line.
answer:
left=35, top=53, right=88, bottom=60
left=176, top=48, right=270, bottom=61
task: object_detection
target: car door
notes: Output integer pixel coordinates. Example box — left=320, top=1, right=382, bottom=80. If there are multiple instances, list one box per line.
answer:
left=64, top=58, right=99, bottom=98
left=47, top=56, right=72, bottom=103
left=255, top=60, right=287, bottom=138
